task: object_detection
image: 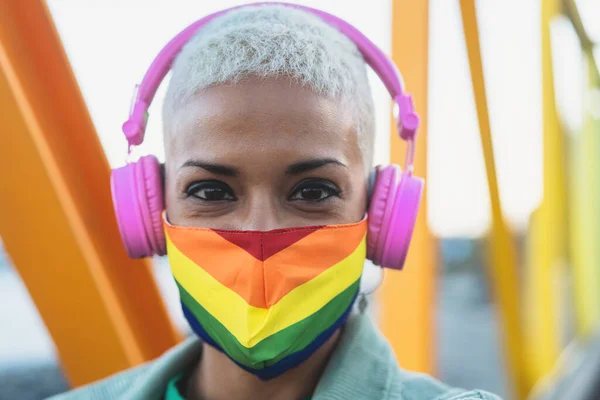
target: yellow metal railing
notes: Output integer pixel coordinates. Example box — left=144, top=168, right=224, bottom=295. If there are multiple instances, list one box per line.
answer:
left=526, top=0, right=600, bottom=396
left=563, top=0, right=600, bottom=339
left=567, top=48, right=600, bottom=338
left=523, top=0, right=566, bottom=388
left=459, top=1, right=526, bottom=397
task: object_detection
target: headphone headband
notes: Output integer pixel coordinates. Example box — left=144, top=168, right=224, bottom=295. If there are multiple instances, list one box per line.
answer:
left=122, top=2, right=419, bottom=171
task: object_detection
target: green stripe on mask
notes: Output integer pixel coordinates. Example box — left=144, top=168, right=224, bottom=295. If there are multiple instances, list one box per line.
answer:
left=177, top=279, right=359, bottom=369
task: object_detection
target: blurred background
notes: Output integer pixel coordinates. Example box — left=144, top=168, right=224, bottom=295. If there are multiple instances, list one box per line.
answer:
left=0, top=0, right=599, bottom=399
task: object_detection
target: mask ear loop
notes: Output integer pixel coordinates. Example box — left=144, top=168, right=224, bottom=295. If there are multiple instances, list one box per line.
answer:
left=358, top=266, right=386, bottom=313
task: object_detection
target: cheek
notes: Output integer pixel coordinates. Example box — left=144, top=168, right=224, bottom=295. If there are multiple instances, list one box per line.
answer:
left=345, top=170, right=369, bottom=223
left=344, top=147, right=369, bottom=222
left=163, top=165, right=185, bottom=225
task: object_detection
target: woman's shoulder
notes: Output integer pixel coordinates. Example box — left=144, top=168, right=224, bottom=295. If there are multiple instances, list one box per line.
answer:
left=47, top=338, right=202, bottom=400
left=315, top=311, right=503, bottom=400
left=390, top=369, right=503, bottom=400
left=46, top=363, right=153, bottom=400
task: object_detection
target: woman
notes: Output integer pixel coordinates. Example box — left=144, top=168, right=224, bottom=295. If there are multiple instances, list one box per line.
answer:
left=51, top=4, right=501, bottom=400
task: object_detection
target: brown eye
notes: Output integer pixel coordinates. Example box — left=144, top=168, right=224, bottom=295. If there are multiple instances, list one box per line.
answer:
left=186, top=181, right=236, bottom=201
left=289, top=180, right=341, bottom=202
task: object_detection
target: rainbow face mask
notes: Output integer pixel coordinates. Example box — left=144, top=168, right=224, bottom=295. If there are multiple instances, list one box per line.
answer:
left=163, top=215, right=367, bottom=379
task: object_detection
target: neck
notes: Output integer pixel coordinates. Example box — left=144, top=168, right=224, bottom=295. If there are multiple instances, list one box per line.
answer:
left=188, top=330, right=341, bottom=400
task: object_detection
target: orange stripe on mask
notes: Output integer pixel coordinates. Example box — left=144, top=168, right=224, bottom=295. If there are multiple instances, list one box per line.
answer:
left=164, top=219, right=367, bottom=309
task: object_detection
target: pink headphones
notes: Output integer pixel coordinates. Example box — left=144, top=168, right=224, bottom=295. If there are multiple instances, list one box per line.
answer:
left=111, top=2, right=424, bottom=270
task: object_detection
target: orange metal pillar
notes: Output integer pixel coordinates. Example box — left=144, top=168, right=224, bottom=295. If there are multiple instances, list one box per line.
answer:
left=381, top=0, right=435, bottom=374
left=0, top=0, right=181, bottom=387
left=459, top=1, right=526, bottom=398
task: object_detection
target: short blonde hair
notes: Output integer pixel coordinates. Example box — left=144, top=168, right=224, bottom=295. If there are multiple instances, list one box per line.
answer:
left=163, top=4, right=375, bottom=170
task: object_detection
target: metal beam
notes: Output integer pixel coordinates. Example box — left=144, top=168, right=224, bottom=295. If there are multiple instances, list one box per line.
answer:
left=458, top=0, right=526, bottom=397
left=0, top=0, right=181, bottom=386
left=568, top=49, right=600, bottom=338
left=563, top=0, right=600, bottom=81
left=523, top=0, right=567, bottom=390
left=381, top=0, right=436, bottom=375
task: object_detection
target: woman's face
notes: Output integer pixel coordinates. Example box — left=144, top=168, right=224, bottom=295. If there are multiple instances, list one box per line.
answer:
left=165, top=77, right=367, bottom=230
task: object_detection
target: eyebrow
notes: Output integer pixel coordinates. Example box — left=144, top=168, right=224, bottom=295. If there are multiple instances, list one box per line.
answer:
left=180, top=160, right=240, bottom=177
left=285, top=158, right=347, bottom=175
left=180, top=157, right=347, bottom=177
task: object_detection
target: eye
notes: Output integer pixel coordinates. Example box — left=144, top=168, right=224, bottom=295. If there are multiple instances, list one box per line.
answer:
left=289, top=180, right=341, bottom=202
left=186, top=181, right=236, bottom=201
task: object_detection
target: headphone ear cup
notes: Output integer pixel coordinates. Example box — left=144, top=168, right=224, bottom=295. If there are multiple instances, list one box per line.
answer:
left=367, top=165, right=396, bottom=263
left=381, top=172, right=423, bottom=269
left=367, top=165, right=423, bottom=269
left=111, top=155, right=166, bottom=258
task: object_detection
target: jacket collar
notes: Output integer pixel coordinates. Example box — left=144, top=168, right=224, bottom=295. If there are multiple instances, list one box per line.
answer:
left=313, top=310, right=397, bottom=399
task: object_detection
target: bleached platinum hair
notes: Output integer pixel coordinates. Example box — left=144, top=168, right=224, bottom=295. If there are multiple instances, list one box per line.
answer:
left=163, top=4, right=375, bottom=171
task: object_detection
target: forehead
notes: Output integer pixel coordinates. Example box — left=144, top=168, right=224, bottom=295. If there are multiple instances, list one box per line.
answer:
left=165, top=77, right=362, bottom=167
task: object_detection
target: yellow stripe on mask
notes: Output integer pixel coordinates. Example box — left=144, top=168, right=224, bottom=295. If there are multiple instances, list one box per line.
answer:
left=167, top=233, right=366, bottom=348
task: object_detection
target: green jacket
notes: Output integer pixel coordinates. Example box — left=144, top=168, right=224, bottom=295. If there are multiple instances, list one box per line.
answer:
left=49, top=312, right=501, bottom=399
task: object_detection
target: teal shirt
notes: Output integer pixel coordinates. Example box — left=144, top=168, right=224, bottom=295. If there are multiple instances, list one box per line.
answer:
left=164, top=373, right=312, bottom=400
left=165, top=373, right=186, bottom=400
left=49, top=312, right=502, bottom=400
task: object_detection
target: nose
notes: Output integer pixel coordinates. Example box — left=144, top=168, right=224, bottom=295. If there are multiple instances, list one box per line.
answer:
left=235, top=189, right=284, bottom=231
